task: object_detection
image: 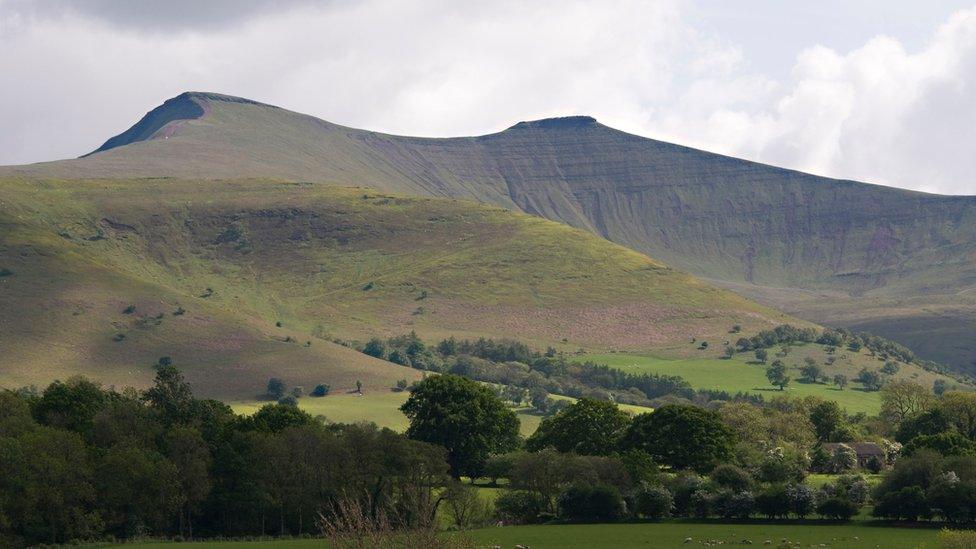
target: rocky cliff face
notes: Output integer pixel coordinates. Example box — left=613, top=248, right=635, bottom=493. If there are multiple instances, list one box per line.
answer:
left=5, top=92, right=976, bottom=371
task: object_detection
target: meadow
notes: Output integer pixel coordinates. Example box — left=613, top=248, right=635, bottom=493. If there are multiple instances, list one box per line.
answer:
left=232, top=391, right=652, bottom=437
left=98, top=522, right=941, bottom=548
left=586, top=342, right=954, bottom=415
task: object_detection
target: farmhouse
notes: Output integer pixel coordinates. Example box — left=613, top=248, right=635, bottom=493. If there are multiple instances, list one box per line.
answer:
left=823, top=442, right=885, bottom=467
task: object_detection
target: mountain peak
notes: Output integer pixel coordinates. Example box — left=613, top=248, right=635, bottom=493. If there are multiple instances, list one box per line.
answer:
left=85, top=91, right=276, bottom=157
left=506, top=115, right=598, bottom=131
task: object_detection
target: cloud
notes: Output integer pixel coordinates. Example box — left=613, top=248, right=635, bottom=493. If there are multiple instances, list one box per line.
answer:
left=1, top=0, right=975, bottom=195
left=0, top=0, right=328, bottom=31
left=658, top=7, right=976, bottom=195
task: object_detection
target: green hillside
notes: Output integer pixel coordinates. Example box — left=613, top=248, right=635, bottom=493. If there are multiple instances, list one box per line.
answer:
left=5, top=91, right=974, bottom=372
left=0, top=177, right=792, bottom=397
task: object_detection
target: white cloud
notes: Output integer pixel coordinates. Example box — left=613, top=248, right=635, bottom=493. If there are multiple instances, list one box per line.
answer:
left=1, top=0, right=975, bottom=195
left=661, top=7, right=976, bottom=195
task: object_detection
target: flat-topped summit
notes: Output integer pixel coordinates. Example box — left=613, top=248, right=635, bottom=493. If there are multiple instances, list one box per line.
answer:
left=507, top=115, right=599, bottom=131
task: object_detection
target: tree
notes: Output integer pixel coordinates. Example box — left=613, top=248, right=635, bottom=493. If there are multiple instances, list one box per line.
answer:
left=311, top=384, right=330, bottom=397
left=165, top=426, right=212, bottom=538
left=266, top=377, right=286, bottom=400
left=620, top=405, right=735, bottom=473
left=754, top=349, right=768, bottom=364
left=799, top=359, right=823, bottom=383
left=32, top=377, right=109, bottom=435
left=880, top=380, right=935, bottom=426
left=766, top=360, right=790, bottom=390
left=401, top=375, right=519, bottom=478
left=356, top=380, right=363, bottom=394
left=810, top=400, right=844, bottom=442
left=362, top=338, right=386, bottom=358
left=526, top=398, right=630, bottom=456
left=833, top=374, right=849, bottom=390
left=941, top=392, right=976, bottom=440
left=723, top=345, right=735, bottom=359
left=143, top=366, right=195, bottom=425
left=857, top=369, right=884, bottom=391
left=882, top=361, right=901, bottom=375
left=442, top=482, right=493, bottom=530
left=933, top=379, right=949, bottom=396
left=246, top=403, right=317, bottom=433
left=830, top=444, right=858, bottom=473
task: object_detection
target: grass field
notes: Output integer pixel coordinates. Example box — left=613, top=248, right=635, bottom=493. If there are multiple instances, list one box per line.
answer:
left=231, top=390, right=653, bottom=437
left=99, top=521, right=942, bottom=548
left=586, top=342, right=956, bottom=414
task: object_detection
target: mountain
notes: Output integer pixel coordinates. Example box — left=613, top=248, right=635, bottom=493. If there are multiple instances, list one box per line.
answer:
left=0, top=177, right=791, bottom=396
left=4, top=91, right=976, bottom=373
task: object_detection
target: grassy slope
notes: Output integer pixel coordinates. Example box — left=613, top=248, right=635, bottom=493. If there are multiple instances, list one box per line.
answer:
left=0, top=177, right=792, bottom=398
left=6, top=91, right=976, bottom=371
left=588, top=342, right=956, bottom=415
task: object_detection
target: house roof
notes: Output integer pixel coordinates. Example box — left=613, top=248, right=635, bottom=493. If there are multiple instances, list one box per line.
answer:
left=822, top=442, right=884, bottom=456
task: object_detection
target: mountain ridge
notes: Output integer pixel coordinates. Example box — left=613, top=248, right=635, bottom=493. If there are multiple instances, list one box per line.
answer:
left=4, top=91, right=976, bottom=372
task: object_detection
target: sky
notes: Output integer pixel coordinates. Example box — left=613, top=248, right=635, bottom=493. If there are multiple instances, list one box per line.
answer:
left=1, top=0, right=975, bottom=195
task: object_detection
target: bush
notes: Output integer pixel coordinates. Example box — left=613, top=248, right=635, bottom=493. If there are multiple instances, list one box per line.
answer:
left=787, top=483, right=815, bottom=517
left=362, top=338, right=386, bottom=359
left=667, top=472, right=705, bottom=516
left=872, top=486, right=931, bottom=521
left=689, top=489, right=712, bottom=519
left=558, top=484, right=626, bottom=522
left=311, top=384, right=330, bottom=397
left=495, top=490, right=547, bottom=524
left=755, top=484, right=790, bottom=519
left=634, top=484, right=672, bottom=520
left=816, top=497, right=858, bottom=520
left=483, top=453, right=516, bottom=485
left=711, top=464, right=752, bottom=491
left=266, top=377, right=286, bottom=400
left=713, top=489, right=754, bottom=519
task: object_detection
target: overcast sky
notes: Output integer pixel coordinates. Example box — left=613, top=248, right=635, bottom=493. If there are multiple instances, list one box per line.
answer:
left=2, top=0, right=975, bottom=195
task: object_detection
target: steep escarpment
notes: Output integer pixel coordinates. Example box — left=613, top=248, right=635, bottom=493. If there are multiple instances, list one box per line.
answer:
left=4, top=92, right=976, bottom=371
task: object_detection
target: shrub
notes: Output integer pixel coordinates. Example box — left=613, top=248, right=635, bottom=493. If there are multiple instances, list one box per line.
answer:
left=831, top=444, right=858, bottom=473
left=311, top=384, right=330, bottom=397
left=558, top=484, right=626, bottom=522
left=122, top=304, right=136, bottom=314
left=483, top=453, right=517, bottom=485
left=872, top=486, right=931, bottom=521
left=495, top=490, right=547, bottom=524
left=711, top=464, right=752, bottom=491
left=816, top=497, right=858, bottom=520
left=713, top=489, right=753, bottom=519
left=266, top=378, right=286, bottom=400
left=362, top=338, right=386, bottom=359
left=0, top=268, right=13, bottom=277
left=787, top=483, right=815, bottom=518
left=634, top=484, right=672, bottom=519
left=755, top=484, right=790, bottom=519
left=835, top=475, right=871, bottom=506
left=668, top=472, right=705, bottom=516
left=443, top=482, right=494, bottom=530
left=689, top=489, right=712, bottom=518
left=865, top=455, right=885, bottom=473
